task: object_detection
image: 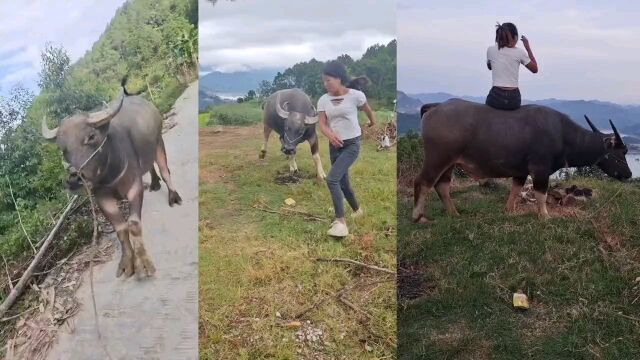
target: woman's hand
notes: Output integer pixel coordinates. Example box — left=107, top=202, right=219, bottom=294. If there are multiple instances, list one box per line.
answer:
left=328, top=132, right=344, bottom=147
left=319, top=111, right=343, bottom=147
left=521, top=35, right=531, bottom=50
left=362, top=102, right=376, bottom=128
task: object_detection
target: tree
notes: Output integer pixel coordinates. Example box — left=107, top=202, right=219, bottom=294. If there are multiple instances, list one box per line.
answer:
left=245, top=90, right=256, bottom=101
left=0, top=85, right=34, bottom=135
left=38, top=43, right=70, bottom=91
left=257, top=80, right=273, bottom=98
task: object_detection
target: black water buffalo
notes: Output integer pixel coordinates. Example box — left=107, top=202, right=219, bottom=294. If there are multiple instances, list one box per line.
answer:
left=260, top=88, right=326, bottom=179
left=413, top=99, right=631, bottom=222
left=42, top=77, right=182, bottom=278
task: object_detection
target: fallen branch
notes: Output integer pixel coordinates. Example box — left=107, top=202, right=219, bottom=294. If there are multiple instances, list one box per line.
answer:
left=612, top=311, right=640, bottom=323
left=0, top=305, right=37, bottom=323
left=294, top=278, right=394, bottom=319
left=2, top=254, right=14, bottom=291
left=252, top=202, right=329, bottom=223
left=315, top=257, right=396, bottom=275
left=6, top=176, right=36, bottom=254
left=0, top=195, right=79, bottom=318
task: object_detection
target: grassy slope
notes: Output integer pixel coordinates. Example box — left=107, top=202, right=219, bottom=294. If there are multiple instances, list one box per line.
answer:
left=398, top=177, right=640, bottom=360
left=199, top=107, right=396, bottom=359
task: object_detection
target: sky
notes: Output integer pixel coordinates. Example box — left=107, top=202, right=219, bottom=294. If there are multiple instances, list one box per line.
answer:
left=398, top=0, right=640, bottom=105
left=199, top=0, right=396, bottom=74
left=0, top=1, right=126, bottom=96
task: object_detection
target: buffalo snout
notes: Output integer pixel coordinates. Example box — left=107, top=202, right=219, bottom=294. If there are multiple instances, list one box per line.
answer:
left=282, top=145, right=297, bottom=156
left=66, top=167, right=85, bottom=191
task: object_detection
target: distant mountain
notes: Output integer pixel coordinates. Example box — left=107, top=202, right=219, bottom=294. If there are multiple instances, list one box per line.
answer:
left=199, top=88, right=232, bottom=111
left=199, top=69, right=280, bottom=95
left=397, top=91, right=640, bottom=138
left=397, top=91, right=423, bottom=113
left=398, top=111, right=421, bottom=135
left=408, top=92, right=486, bottom=108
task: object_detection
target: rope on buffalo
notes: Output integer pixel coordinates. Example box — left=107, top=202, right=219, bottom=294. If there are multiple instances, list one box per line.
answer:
left=78, top=174, right=114, bottom=360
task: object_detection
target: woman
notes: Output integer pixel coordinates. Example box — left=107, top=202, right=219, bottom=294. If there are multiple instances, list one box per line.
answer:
left=317, top=61, right=376, bottom=237
left=485, top=22, right=539, bottom=110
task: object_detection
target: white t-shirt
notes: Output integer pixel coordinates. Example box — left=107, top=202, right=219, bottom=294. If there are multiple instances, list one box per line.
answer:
left=317, top=89, right=367, bottom=140
left=486, top=45, right=531, bottom=88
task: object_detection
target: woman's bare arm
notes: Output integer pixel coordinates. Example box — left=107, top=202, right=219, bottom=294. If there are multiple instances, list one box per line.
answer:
left=521, top=36, right=538, bottom=73
left=319, top=111, right=343, bottom=147
left=361, top=102, right=376, bottom=127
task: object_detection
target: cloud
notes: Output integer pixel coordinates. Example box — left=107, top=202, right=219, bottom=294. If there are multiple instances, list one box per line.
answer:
left=398, top=0, right=640, bottom=104
left=199, top=0, right=396, bottom=72
left=0, top=1, right=126, bottom=94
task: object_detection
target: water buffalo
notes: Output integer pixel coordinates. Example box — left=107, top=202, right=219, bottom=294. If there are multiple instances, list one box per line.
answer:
left=260, top=88, right=325, bottom=179
left=413, top=99, right=631, bottom=222
left=42, top=77, right=182, bottom=278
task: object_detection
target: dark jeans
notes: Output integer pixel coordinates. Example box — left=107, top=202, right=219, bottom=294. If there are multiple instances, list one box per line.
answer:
left=327, top=136, right=360, bottom=219
left=485, top=86, right=521, bottom=110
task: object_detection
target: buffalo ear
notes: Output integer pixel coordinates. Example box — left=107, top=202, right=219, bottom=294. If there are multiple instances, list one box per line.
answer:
left=304, top=115, right=318, bottom=125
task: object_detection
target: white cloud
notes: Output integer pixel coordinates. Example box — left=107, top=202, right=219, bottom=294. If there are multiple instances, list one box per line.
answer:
left=0, top=0, right=126, bottom=94
left=199, top=0, right=396, bottom=72
left=398, top=0, right=640, bottom=104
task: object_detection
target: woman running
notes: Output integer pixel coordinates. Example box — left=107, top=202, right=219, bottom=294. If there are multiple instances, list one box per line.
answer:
left=486, top=22, right=539, bottom=110
left=317, top=61, right=376, bottom=237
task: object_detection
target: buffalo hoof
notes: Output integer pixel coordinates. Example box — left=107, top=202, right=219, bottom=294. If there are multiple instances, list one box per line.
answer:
left=412, top=214, right=432, bottom=224
left=538, top=213, right=551, bottom=221
left=149, top=180, right=161, bottom=192
left=169, top=190, right=183, bottom=207
left=135, top=254, right=156, bottom=279
left=116, top=253, right=135, bottom=278
left=259, top=150, right=266, bottom=159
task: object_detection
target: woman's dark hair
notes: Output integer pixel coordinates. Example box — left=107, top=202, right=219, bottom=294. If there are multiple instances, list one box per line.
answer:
left=323, top=61, right=350, bottom=85
left=495, top=22, right=518, bottom=49
left=322, top=60, right=370, bottom=90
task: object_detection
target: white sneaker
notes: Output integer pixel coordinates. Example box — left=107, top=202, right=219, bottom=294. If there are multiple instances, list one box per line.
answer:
left=351, top=208, right=364, bottom=219
left=327, top=220, right=349, bottom=237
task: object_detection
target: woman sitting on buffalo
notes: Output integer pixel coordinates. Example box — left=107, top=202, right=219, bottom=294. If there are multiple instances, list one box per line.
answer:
left=318, top=61, right=376, bottom=237
left=485, top=22, right=538, bottom=110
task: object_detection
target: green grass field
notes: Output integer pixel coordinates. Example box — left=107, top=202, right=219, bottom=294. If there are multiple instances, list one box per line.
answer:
left=200, top=99, right=396, bottom=128
left=397, top=174, right=640, bottom=359
left=198, top=104, right=397, bottom=359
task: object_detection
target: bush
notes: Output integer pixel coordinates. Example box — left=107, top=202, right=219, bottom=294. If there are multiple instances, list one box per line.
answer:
left=397, top=131, right=423, bottom=187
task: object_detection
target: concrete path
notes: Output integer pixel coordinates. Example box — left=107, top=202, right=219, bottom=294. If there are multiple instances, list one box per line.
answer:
left=46, top=82, right=199, bottom=360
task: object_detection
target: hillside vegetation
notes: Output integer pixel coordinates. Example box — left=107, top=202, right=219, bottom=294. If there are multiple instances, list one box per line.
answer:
left=0, top=0, right=197, bottom=354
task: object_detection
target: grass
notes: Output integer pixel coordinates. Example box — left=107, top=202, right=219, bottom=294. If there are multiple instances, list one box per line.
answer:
left=397, top=148, right=640, bottom=359
left=202, top=99, right=396, bottom=128
left=198, top=106, right=397, bottom=359
left=204, top=100, right=264, bottom=126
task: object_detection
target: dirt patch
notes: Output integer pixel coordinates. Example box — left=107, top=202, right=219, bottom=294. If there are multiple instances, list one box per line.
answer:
left=200, top=125, right=260, bottom=155
left=429, top=321, right=492, bottom=360
left=398, top=261, right=437, bottom=302
left=275, top=171, right=304, bottom=185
